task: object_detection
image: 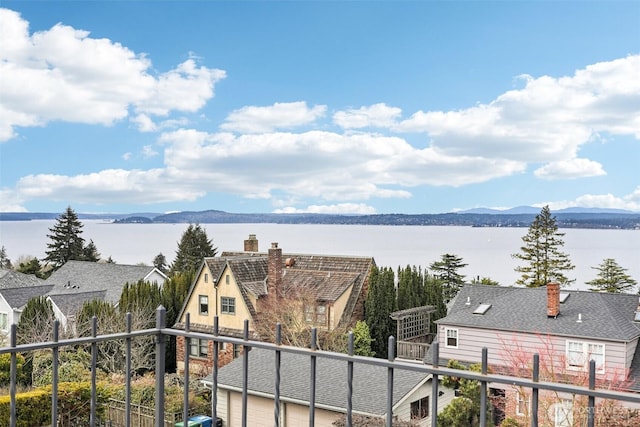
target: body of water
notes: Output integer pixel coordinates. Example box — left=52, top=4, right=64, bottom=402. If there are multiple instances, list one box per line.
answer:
left=1, top=220, right=638, bottom=290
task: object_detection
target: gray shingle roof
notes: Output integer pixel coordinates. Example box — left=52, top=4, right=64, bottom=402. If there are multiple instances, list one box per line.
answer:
left=438, top=284, right=640, bottom=342
left=212, top=252, right=373, bottom=303
left=204, top=347, right=429, bottom=416
left=0, top=268, right=45, bottom=288
left=0, top=285, right=55, bottom=309
left=44, top=261, right=164, bottom=303
left=48, top=290, right=107, bottom=316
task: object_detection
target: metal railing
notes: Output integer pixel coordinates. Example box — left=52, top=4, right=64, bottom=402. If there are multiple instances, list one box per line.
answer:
left=1, top=306, right=640, bottom=427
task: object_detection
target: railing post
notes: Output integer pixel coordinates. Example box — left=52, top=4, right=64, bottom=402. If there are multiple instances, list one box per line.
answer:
left=309, top=328, right=317, bottom=427
left=274, top=323, right=281, bottom=427
left=431, top=342, right=439, bottom=427
left=588, top=359, right=596, bottom=427
left=212, top=316, right=219, bottom=424
left=155, top=306, right=166, bottom=427
left=91, top=316, right=98, bottom=427
left=347, top=331, right=354, bottom=427
left=52, top=320, right=59, bottom=427
left=9, top=324, right=16, bottom=427
left=531, top=354, right=539, bottom=427
left=183, top=313, right=190, bottom=427
left=480, top=348, right=488, bottom=427
left=242, top=319, right=249, bottom=427
left=125, top=312, right=132, bottom=427
left=386, top=336, right=395, bottom=427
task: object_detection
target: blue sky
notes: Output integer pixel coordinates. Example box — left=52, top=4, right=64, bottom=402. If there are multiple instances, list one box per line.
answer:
left=1, top=1, right=639, bottom=215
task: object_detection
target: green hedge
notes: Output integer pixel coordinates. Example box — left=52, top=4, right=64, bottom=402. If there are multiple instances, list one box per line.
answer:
left=0, top=382, right=112, bottom=427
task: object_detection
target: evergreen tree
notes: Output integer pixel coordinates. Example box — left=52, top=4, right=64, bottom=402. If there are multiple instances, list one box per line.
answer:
left=512, top=205, right=575, bottom=287
left=365, top=266, right=396, bottom=358
left=396, top=265, right=425, bottom=311
left=430, top=253, right=467, bottom=302
left=82, top=239, right=101, bottom=262
left=153, top=252, right=169, bottom=274
left=0, top=246, right=12, bottom=269
left=119, top=280, right=162, bottom=316
left=16, top=257, right=46, bottom=279
left=424, top=273, right=448, bottom=334
left=161, top=271, right=193, bottom=372
left=43, top=206, right=86, bottom=270
left=350, top=320, right=375, bottom=357
left=586, top=258, right=637, bottom=293
left=470, top=276, right=500, bottom=286
left=171, top=224, right=217, bottom=275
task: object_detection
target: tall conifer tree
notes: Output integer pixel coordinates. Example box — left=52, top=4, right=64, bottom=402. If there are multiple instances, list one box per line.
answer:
left=586, top=258, right=637, bottom=293
left=512, top=205, right=575, bottom=287
left=429, top=253, right=467, bottom=302
left=43, top=206, right=86, bottom=270
left=365, top=266, right=397, bottom=358
left=171, top=224, right=217, bottom=275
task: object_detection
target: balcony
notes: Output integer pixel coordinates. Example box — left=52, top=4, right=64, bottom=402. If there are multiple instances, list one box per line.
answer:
left=1, top=306, right=640, bottom=427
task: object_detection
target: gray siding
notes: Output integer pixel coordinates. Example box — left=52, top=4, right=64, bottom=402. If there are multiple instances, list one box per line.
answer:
left=438, top=324, right=629, bottom=377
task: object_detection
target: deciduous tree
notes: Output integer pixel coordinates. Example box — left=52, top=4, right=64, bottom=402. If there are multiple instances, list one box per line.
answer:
left=512, top=205, right=575, bottom=287
left=171, top=224, right=217, bottom=275
left=586, top=258, right=637, bottom=293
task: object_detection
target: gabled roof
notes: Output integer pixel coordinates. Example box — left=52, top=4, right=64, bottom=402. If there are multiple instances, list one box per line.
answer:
left=0, top=268, right=45, bottom=288
left=44, top=260, right=167, bottom=303
left=214, top=251, right=373, bottom=302
left=48, top=290, right=107, bottom=317
left=438, top=284, right=640, bottom=342
left=202, top=347, right=430, bottom=416
left=0, top=285, right=55, bottom=309
left=177, top=250, right=374, bottom=331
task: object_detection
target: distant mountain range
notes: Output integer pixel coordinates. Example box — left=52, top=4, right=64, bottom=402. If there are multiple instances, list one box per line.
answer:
left=457, top=206, right=637, bottom=215
left=1, top=207, right=639, bottom=229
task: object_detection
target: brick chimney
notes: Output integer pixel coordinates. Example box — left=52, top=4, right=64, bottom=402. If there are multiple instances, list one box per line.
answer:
left=547, top=282, right=560, bottom=318
left=244, top=234, right=259, bottom=252
left=268, top=242, right=283, bottom=298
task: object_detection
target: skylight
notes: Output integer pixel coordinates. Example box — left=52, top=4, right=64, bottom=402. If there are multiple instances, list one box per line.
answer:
left=473, top=303, right=492, bottom=315
left=634, top=312, right=640, bottom=322
left=560, top=293, right=570, bottom=303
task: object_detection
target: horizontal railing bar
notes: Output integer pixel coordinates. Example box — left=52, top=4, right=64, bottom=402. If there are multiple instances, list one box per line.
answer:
left=3, top=323, right=640, bottom=407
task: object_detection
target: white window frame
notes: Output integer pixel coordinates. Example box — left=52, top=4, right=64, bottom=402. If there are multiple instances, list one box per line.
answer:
left=198, top=295, right=208, bottom=315
left=516, top=391, right=529, bottom=416
left=445, top=327, right=458, bottom=348
left=566, top=340, right=605, bottom=373
left=189, top=338, right=209, bottom=358
left=410, top=396, right=429, bottom=419
left=554, top=399, right=573, bottom=427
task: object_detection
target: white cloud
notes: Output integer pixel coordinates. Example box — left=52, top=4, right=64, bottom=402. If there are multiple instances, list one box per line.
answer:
left=131, top=114, right=157, bottom=132
left=142, top=145, right=159, bottom=158
left=220, top=101, right=327, bottom=133
left=394, top=54, right=640, bottom=168
left=0, top=9, right=224, bottom=142
left=333, top=103, right=402, bottom=129
left=541, top=186, right=640, bottom=212
left=534, top=158, right=606, bottom=180
left=15, top=169, right=205, bottom=205
left=273, top=203, right=377, bottom=214
left=0, top=189, right=27, bottom=212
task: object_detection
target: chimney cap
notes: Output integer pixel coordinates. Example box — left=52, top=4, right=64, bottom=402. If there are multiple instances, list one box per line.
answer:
left=271, top=242, right=279, bottom=249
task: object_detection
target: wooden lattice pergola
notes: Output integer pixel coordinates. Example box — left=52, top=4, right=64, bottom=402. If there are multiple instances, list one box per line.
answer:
left=390, top=305, right=436, bottom=360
